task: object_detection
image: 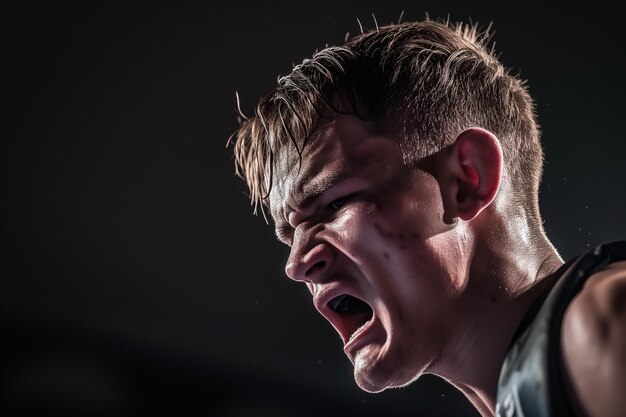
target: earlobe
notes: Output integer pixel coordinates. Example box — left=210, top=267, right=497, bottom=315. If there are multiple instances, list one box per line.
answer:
left=441, top=127, right=503, bottom=222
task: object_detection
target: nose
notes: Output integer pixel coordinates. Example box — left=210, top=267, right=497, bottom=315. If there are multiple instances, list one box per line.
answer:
left=285, top=229, right=334, bottom=283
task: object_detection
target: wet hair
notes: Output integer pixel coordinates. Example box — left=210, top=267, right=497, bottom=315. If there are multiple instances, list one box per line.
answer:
left=230, top=17, right=544, bottom=228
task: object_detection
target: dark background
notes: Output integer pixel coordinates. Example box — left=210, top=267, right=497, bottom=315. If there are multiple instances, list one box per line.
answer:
left=2, top=2, right=624, bottom=416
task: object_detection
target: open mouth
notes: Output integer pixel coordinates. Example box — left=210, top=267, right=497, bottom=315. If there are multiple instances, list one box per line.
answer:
left=327, top=294, right=374, bottom=344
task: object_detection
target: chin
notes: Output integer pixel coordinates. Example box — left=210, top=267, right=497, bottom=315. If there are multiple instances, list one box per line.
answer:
left=352, top=347, right=419, bottom=393
left=354, top=367, right=418, bottom=394
left=354, top=370, right=388, bottom=393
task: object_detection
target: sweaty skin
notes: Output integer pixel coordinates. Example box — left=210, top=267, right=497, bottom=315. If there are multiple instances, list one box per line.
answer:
left=268, top=114, right=564, bottom=415
left=270, top=116, right=462, bottom=391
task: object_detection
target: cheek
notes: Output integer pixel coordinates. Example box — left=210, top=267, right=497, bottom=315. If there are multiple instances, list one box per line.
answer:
left=364, top=199, right=440, bottom=252
left=327, top=203, right=392, bottom=261
left=330, top=199, right=426, bottom=256
left=329, top=208, right=361, bottom=245
left=361, top=199, right=459, bottom=298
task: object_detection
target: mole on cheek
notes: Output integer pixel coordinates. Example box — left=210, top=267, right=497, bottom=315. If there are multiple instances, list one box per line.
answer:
left=490, top=296, right=496, bottom=303
left=383, top=252, right=390, bottom=259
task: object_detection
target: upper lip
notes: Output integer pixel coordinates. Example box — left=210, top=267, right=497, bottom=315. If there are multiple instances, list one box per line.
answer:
left=313, top=283, right=343, bottom=313
left=313, top=283, right=374, bottom=346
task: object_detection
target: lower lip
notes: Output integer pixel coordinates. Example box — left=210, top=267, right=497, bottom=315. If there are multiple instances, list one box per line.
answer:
left=343, top=315, right=377, bottom=354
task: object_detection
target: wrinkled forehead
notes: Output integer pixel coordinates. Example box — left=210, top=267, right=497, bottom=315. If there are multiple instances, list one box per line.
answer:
left=267, top=115, right=397, bottom=222
left=267, top=122, right=334, bottom=218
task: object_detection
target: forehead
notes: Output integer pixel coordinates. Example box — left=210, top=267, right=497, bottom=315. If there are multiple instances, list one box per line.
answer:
left=268, top=115, right=399, bottom=218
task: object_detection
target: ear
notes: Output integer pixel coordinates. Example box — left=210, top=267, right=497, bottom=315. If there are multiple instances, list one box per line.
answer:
left=438, top=127, right=503, bottom=222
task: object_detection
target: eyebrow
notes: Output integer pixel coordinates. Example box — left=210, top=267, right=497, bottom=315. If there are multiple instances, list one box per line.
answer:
left=296, top=167, right=351, bottom=210
left=274, top=168, right=351, bottom=243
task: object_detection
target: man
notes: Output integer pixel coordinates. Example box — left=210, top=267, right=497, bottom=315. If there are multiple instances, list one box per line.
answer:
left=228, top=18, right=626, bottom=417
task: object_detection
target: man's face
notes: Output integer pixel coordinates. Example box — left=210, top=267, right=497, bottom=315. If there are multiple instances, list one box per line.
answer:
left=269, top=115, right=469, bottom=392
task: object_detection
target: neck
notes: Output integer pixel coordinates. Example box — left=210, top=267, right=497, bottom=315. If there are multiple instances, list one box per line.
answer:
left=432, top=214, right=563, bottom=416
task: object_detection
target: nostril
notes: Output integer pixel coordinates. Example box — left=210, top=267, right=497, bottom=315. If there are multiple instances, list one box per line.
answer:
left=287, top=242, right=334, bottom=283
left=305, top=260, right=326, bottom=277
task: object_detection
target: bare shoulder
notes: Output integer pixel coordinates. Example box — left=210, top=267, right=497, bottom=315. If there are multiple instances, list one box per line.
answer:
left=561, top=260, right=626, bottom=417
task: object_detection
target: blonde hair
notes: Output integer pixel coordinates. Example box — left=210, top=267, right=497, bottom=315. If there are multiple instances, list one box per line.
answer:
left=230, top=18, right=544, bottom=227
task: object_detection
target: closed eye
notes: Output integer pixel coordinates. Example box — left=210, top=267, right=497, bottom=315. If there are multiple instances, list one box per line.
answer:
left=328, top=195, right=351, bottom=211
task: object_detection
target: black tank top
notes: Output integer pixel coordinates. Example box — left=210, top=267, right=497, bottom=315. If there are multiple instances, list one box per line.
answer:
left=496, top=240, right=626, bottom=417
